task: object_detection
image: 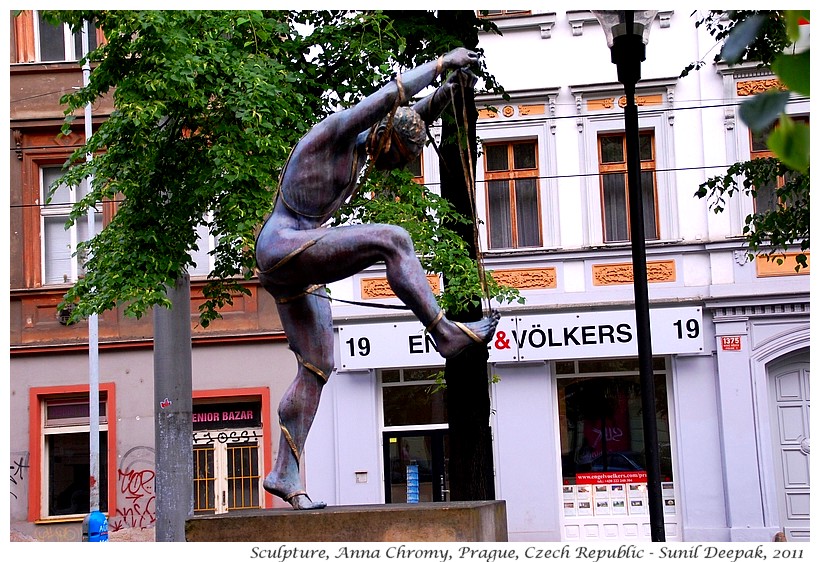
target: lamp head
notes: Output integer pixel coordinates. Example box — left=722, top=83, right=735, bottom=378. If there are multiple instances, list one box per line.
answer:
left=592, top=10, right=657, bottom=86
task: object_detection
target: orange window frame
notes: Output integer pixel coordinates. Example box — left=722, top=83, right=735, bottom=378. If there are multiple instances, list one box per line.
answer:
left=28, top=383, right=118, bottom=522
left=597, top=131, right=659, bottom=242
left=483, top=140, right=542, bottom=249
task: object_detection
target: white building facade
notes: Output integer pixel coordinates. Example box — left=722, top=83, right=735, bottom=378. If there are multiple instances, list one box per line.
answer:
left=300, top=10, right=810, bottom=542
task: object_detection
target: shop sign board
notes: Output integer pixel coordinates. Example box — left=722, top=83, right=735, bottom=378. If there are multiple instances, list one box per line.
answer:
left=337, top=306, right=704, bottom=370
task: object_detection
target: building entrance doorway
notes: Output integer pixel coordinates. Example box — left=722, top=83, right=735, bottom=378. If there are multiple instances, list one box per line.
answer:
left=768, top=352, right=810, bottom=541
left=383, top=430, right=449, bottom=503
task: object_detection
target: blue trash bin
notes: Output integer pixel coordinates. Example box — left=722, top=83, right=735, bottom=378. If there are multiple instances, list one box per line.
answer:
left=82, top=510, right=109, bottom=542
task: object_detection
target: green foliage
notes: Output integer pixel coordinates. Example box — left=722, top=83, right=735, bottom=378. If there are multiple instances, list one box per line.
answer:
left=38, top=10, right=416, bottom=325
left=332, top=169, right=522, bottom=315
left=38, top=10, right=511, bottom=327
left=685, top=10, right=809, bottom=269
left=696, top=158, right=809, bottom=270
left=683, top=10, right=809, bottom=173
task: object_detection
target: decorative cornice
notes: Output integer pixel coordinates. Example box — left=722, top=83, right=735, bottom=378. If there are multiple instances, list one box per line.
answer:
left=736, top=78, right=787, bottom=97
left=755, top=253, right=810, bottom=277
left=490, top=267, right=557, bottom=290
left=361, top=275, right=439, bottom=299
left=482, top=12, right=557, bottom=38
left=711, top=302, right=809, bottom=320
left=592, top=260, right=676, bottom=286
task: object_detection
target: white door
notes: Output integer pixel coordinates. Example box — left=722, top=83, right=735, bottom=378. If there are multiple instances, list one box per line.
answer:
left=769, top=354, right=810, bottom=541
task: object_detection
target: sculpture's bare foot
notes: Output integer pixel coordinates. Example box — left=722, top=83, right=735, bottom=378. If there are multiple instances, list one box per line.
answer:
left=434, top=311, right=500, bottom=359
left=263, top=472, right=326, bottom=510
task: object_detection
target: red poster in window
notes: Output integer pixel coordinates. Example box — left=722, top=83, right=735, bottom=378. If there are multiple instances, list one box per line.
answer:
left=582, top=392, right=631, bottom=458
left=576, top=471, right=647, bottom=484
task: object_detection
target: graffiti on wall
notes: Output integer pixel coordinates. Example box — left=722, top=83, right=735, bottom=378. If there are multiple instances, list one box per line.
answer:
left=10, top=452, right=30, bottom=501
left=110, top=446, right=156, bottom=532
left=193, top=428, right=262, bottom=445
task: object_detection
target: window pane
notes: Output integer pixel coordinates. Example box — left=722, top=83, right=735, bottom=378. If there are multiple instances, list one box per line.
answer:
left=227, top=443, right=260, bottom=510
left=641, top=171, right=658, bottom=240
left=602, top=174, right=628, bottom=242
left=403, top=368, right=439, bottom=382
left=600, top=137, right=623, bottom=164
left=189, top=222, right=212, bottom=276
left=46, top=401, right=106, bottom=425
left=639, top=133, right=653, bottom=161
left=488, top=180, right=513, bottom=249
left=194, top=445, right=216, bottom=513
left=751, top=125, right=774, bottom=153
left=754, top=180, right=778, bottom=214
left=484, top=144, right=509, bottom=172
left=514, top=178, right=541, bottom=247
left=513, top=143, right=536, bottom=170
left=47, top=431, right=108, bottom=516
left=77, top=213, right=103, bottom=245
left=557, top=375, right=672, bottom=483
left=44, top=216, right=73, bottom=284
left=43, top=169, right=72, bottom=206
left=38, top=14, right=67, bottom=62
left=73, top=22, right=98, bottom=58
left=406, top=155, right=422, bottom=178
left=387, top=435, right=436, bottom=503
left=383, top=386, right=447, bottom=426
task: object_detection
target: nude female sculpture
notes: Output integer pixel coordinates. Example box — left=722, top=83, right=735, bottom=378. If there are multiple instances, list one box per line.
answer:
left=255, top=47, right=500, bottom=509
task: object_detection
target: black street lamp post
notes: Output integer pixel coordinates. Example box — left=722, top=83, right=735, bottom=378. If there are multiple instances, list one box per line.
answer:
left=591, top=10, right=665, bottom=542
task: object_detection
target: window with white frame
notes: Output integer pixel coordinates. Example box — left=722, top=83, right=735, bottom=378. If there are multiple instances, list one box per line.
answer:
left=40, top=166, right=102, bottom=285
left=598, top=131, right=659, bottom=243
left=34, top=11, right=97, bottom=62
left=193, top=432, right=263, bottom=514
left=190, top=217, right=218, bottom=277
left=483, top=140, right=542, bottom=250
left=42, top=397, right=109, bottom=518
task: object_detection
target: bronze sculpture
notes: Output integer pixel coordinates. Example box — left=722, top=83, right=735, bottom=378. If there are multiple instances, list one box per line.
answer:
left=255, top=48, right=500, bottom=509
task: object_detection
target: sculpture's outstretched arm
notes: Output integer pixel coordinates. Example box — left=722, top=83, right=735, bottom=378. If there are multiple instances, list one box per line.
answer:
left=326, top=48, right=479, bottom=142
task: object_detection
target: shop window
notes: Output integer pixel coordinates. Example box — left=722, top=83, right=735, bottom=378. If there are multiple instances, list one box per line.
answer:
left=381, top=368, right=450, bottom=504
left=598, top=132, right=659, bottom=243
left=40, top=165, right=103, bottom=285
left=192, top=400, right=264, bottom=514
left=381, top=368, right=447, bottom=427
left=42, top=397, right=109, bottom=518
left=483, top=140, right=542, bottom=249
left=556, top=359, right=673, bottom=519
left=749, top=116, right=809, bottom=214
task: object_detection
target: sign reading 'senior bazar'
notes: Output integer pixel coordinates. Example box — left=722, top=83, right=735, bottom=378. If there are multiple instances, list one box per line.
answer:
left=338, top=306, right=704, bottom=370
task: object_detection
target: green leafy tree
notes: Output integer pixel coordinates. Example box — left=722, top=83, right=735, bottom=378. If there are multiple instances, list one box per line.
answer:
left=683, top=10, right=810, bottom=269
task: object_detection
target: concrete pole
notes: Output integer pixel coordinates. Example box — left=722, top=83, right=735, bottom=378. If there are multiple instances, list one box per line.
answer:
left=153, top=274, right=194, bottom=541
left=81, top=18, right=101, bottom=514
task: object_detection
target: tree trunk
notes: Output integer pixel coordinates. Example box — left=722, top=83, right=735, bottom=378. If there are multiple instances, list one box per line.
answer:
left=437, top=10, right=495, bottom=501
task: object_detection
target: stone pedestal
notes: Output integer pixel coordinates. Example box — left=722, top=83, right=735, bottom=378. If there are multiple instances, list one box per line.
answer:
left=186, top=501, right=507, bottom=542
